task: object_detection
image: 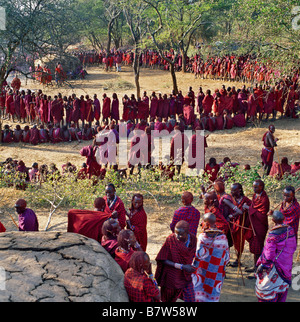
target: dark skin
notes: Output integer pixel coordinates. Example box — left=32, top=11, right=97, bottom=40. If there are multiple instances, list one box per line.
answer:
left=214, top=181, right=237, bottom=219
left=242, top=180, right=264, bottom=211
left=105, top=185, right=118, bottom=219
left=15, top=200, right=27, bottom=214
left=142, top=253, right=161, bottom=302
left=163, top=223, right=195, bottom=273
left=181, top=192, right=193, bottom=207
left=126, top=196, right=143, bottom=229
left=268, top=189, right=294, bottom=217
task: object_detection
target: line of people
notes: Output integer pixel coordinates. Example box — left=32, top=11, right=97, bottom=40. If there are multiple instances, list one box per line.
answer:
left=74, top=49, right=299, bottom=86
left=1, top=78, right=299, bottom=146
left=1, top=180, right=299, bottom=303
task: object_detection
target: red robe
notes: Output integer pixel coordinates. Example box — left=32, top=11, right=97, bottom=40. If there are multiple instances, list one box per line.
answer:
left=115, top=248, right=135, bottom=273
left=51, top=99, right=62, bottom=124
left=248, top=191, right=270, bottom=255
left=67, top=209, right=111, bottom=243
left=155, top=233, right=197, bottom=301
left=102, top=97, right=111, bottom=119
left=103, top=196, right=126, bottom=229
left=0, top=221, right=5, bottom=232
left=127, top=208, right=147, bottom=251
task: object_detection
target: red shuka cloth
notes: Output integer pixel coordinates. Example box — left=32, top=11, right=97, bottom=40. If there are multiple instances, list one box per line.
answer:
left=155, top=233, right=197, bottom=289
left=248, top=191, right=270, bottom=254
left=128, top=208, right=147, bottom=251
left=67, top=209, right=111, bottom=243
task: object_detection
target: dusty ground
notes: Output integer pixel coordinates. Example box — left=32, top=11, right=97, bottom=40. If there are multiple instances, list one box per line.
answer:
left=1, top=65, right=300, bottom=302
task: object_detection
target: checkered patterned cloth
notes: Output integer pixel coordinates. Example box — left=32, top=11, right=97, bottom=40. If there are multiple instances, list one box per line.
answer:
left=192, top=232, right=230, bottom=302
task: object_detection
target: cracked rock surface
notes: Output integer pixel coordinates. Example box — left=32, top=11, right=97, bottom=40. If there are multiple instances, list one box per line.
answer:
left=0, top=231, right=129, bottom=302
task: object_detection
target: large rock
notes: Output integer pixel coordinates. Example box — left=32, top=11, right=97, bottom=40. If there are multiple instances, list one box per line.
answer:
left=0, top=232, right=128, bottom=302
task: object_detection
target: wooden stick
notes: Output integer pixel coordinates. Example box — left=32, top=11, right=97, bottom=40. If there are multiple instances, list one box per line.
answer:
left=275, top=147, right=283, bottom=177
left=6, top=211, right=19, bottom=229
left=237, top=212, right=246, bottom=286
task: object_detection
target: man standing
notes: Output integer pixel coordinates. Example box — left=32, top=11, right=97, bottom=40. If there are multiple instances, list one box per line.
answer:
left=242, top=179, right=270, bottom=277
left=15, top=199, right=39, bottom=231
left=229, top=183, right=252, bottom=267
left=103, top=183, right=127, bottom=229
left=170, top=192, right=200, bottom=236
left=155, top=220, right=197, bottom=302
left=278, top=186, right=300, bottom=240
left=261, top=124, right=278, bottom=175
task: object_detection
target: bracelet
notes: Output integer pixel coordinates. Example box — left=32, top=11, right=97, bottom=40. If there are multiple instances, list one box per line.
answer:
left=174, top=263, right=183, bottom=270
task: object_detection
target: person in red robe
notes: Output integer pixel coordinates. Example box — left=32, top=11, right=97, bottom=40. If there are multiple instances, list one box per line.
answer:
left=51, top=95, right=63, bottom=126
left=229, top=183, right=252, bottom=267
left=204, top=157, right=220, bottom=182
left=155, top=220, right=197, bottom=302
left=149, top=92, right=158, bottom=118
left=261, top=124, right=278, bottom=175
left=93, top=94, right=101, bottom=122
left=85, top=95, right=94, bottom=125
left=110, top=93, right=119, bottom=122
left=71, top=94, right=81, bottom=128
left=102, top=93, right=111, bottom=124
left=13, top=125, right=23, bottom=142
left=114, top=229, right=143, bottom=273
left=183, top=104, right=195, bottom=126
left=246, top=89, right=257, bottom=122
left=80, top=144, right=105, bottom=179
left=187, top=127, right=208, bottom=171
left=126, top=193, right=148, bottom=251
left=170, top=126, right=189, bottom=175
left=242, top=179, right=270, bottom=277
left=103, top=183, right=127, bottom=229
left=124, top=251, right=161, bottom=302
left=233, top=111, right=246, bottom=127
left=67, top=197, right=111, bottom=243
left=101, top=218, right=121, bottom=258
left=278, top=186, right=300, bottom=240
left=200, top=190, right=229, bottom=235
left=29, top=125, right=40, bottom=145
left=136, top=98, right=149, bottom=121
left=5, top=90, right=14, bottom=121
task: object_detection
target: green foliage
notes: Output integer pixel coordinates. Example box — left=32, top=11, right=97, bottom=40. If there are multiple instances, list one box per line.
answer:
left=1, top=164, right=299, bottom=215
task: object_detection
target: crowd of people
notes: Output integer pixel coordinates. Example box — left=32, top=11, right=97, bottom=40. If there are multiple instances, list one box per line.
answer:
left=1, top=51, right=299, bottom=303
left=74, top=49, right=299, bottom=85
left=0, top=179, right=299, bottom=303
left=1, top=70, right=299, bottom=147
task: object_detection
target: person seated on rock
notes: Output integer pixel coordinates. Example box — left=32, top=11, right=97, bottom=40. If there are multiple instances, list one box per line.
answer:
left=15, top=199, right=39, bottom=231
left=101, top=218, right=121, bottom=258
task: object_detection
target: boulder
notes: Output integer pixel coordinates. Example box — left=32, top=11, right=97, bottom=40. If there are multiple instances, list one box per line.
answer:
left=0, top=231, right=128, bottom=302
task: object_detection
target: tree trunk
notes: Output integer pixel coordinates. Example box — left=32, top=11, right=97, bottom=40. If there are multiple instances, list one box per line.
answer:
left=170, top=62, right=178, bottom=94
left=180, top=47, right=187, bottom=73
left=133, top=45, right=141, bottom=98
